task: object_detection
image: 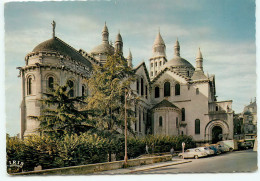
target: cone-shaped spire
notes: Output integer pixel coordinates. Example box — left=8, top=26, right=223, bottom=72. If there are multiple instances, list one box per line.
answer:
left=197, top=47, right=203, bottom=59
left=103, top=22, right=108, bottom=32
left=191, top=48, right=207, bottom=80
left=195, top=47, right=203, bottom=71
left=102, top=22, right=109, bottom=44
left=115, top=31, right=123, bottom=54
left=174, top=38, right=180, bottom=57
left=153, top=31, right=165, bottom=45
left=127, top=49, right=133, bottom=67
left=115, top=31, right=122, bottom=42
left=128, top=49, right=132, bottom=59
left=152, top=31, right=166, bottom=57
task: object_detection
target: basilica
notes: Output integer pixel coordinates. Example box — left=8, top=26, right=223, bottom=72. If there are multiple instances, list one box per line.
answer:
left=18, top=22, right=234, bottom=144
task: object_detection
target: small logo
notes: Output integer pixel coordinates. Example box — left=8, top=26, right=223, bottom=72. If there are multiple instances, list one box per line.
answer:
left=7, top=160, right=24, bottom=168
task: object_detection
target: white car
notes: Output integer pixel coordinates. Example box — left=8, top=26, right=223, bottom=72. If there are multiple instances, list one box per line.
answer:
left=178, top=148, right=207, bottom=159
left=197, top=147, right=215, bottom=156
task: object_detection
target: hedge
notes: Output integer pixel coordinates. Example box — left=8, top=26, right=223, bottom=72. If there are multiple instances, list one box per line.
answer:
left=6, top=134, right=195, bottom=173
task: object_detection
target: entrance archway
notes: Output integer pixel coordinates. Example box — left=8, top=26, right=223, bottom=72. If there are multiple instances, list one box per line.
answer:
left=212, top=126, right=223, bottom=143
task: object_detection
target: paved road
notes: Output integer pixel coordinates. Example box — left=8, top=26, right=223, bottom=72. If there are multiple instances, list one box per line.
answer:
left=138, top=149, right=257, bottom=174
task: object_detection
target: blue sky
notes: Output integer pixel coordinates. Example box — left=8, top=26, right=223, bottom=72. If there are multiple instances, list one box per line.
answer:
left=3, top=0, right=256, bottom=136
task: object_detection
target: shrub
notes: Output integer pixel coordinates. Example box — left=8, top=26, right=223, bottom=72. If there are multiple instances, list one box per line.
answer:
left=6, top=134, right=195, bottom=172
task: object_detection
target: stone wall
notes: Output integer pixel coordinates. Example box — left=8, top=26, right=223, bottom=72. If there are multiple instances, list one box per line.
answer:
left=11, top=155, right=172, bottom=175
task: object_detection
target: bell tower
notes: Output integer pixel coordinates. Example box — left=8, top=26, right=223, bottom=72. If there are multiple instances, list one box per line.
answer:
left=149, top=30, right=167, bottom=79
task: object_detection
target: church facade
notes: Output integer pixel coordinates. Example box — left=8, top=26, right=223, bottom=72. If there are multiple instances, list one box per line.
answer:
left=18, top=22, right=234, bottom=143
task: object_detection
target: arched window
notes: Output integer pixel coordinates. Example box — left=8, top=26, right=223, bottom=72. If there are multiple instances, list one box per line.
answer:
left=175, top=83, right=180, bottom=95
left=68, top=80, right=74, bottom=97
left=164, top=82, right=171, bottom=97
left=216, top=105, right=219, bottom=111
left=181, top=131, right=184, bottom=135
left=181, top=108, right=185, bottom=121
left=151, top=71, right=153, bottom=76
left=151, top=63, right=153, bottom=67
left=195, top=119, right=200, bottom=134
left=48, top=77, right=54, bottom=89
left=196, top=88, right=199, bottom=95
left=141, top=78, right=144, bottom=96
left=176, top=117, right=179, bottom=128
left=160, top=61, right=162, bottom=66
left=155, top=62, right=157, bottom=67
left=155, top=71, right=157, bottom=76
left=187, top=71, right=190, bottom=77
left=136, top=79, right=139, bottom=94
left=27, top=77, right=32, bottom=95
left=155, top=86, right=160, bottom=98
left=159, top=116, right=163, bottom=127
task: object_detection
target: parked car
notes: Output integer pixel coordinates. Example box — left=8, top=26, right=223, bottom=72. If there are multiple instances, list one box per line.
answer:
left=217, top=144, right=230, bottom=153
left=197, top=147, right=215, bottom=156
left=178, top=148, right=207, bottom=159
left=238, top=141, right=252, bottom=150
left=209, top=145, right=221, bottom=155
left=218, top=140, right=238, bottom=151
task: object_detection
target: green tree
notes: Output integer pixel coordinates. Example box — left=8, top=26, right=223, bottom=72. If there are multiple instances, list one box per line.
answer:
left=87, top=54, right=138, bottom=160
left=30, top=81, right=93, bottom=138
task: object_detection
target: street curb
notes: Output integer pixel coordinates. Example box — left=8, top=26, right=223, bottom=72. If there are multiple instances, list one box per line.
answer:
left=128, top=160, right=192, bottom=173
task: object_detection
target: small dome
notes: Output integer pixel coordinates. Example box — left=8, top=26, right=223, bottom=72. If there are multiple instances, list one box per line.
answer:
left=33, top=38, right=62, bottom=52
left=32, top=37, right=92, bottom=66
left=164, top=56, right=194, bottom=69
left=90, top=42, right=114, bottom=55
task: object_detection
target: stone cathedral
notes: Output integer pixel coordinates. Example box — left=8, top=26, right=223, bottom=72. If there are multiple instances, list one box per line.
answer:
left=18, top=22, right=234, bottom=144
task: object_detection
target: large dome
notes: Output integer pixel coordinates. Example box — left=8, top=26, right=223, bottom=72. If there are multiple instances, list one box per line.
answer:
left=32, top=37, right=92, bottom=66
left=90, top=43, right=114, bottom=55
left=164, top=56, right=194, bottom=69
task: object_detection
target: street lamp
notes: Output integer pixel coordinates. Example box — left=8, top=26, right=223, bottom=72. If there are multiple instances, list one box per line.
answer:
left=124, top=88, right=131, bottom=165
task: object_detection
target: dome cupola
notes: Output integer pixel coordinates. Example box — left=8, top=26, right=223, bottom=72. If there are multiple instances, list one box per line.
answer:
left=90, top=22, right=114, bottom=56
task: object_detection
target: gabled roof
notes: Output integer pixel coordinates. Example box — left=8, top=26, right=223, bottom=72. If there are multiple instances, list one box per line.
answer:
left=134, top=61, right=151, bottom=83
left=32, top=37, right=92, bottom=67
left=151, top=67, right=190, bottom=84
left=191, top=70, right=207, bottom=80
left=152, top=99, right=179, bottom=110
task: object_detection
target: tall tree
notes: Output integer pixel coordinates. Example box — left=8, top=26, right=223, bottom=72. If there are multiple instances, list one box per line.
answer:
left=87, top=54, right=138, bottom=139
left=30, top=81, right=93, bottom=138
